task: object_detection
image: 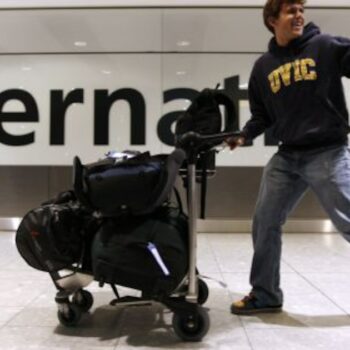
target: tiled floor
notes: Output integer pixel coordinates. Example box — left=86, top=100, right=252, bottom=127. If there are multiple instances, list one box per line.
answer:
left=1, top=231, right=350, bottom=349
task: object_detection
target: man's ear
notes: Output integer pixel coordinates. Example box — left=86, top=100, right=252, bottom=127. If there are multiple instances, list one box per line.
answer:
left=268, top=16, right=277, bottom=30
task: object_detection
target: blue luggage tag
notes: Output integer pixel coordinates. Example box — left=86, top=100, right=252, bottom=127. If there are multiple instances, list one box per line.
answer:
left=147, top=242, right=170, bottom=276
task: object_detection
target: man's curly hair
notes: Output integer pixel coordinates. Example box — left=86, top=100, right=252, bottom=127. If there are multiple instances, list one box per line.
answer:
left=263, top=0, right=306, bottom=33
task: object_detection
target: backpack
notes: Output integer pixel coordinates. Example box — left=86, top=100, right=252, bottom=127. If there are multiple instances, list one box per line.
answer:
left=73, top=149, right=186, bottom=217
left=91, top=206, right=188, bottom=297
left=175, top=87, right=235, bottom=150
left=175, top=87, right=236, bottom=219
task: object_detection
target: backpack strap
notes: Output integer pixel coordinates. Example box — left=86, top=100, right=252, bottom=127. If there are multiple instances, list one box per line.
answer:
left=173, top=186, right=184, bottom=214
left=73, top=156, right=92, bottom=209
left=212, top=90, right=236, bottom=132
left=147, top=148, right=186, bottom=212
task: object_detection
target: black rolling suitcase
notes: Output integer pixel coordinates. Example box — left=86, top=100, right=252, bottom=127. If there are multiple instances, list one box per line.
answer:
left=91, top=206, right=188, bottom=297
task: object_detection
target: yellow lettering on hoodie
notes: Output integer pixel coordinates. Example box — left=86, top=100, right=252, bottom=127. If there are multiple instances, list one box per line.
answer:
left=300, top=58, right=317, bottom=80
left=277, top=63, right=292, bottom=87
left=268, top=70, right=281, bottom=93
left=292, top=59, right=303, bottom=82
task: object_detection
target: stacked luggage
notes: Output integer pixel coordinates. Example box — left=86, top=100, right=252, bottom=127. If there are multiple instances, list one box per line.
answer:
left=15, top=86, right=238, bottom=342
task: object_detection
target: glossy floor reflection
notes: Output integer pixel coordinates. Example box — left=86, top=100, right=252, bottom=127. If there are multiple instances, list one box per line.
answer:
left=1, top=231, right=350, bottom=349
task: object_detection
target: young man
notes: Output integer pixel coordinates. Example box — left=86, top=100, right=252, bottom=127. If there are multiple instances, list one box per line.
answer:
left=227, top=0, right=350, bottom=315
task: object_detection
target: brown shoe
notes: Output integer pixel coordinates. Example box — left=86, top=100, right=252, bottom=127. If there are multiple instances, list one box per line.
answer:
left=230, top=293, right=282, bottom=315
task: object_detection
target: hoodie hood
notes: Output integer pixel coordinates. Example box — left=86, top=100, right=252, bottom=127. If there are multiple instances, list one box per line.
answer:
left=268, top=22, right=321, bottom=55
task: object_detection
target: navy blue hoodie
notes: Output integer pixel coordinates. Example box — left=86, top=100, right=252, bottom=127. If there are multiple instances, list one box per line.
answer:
left=241, top=22, right=350, bottom=151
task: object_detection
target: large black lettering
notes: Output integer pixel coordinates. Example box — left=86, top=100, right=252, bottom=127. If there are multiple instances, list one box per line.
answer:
left=0, top=89, right=38, bottom=146
left=224, top=75, right=247, bottom=131
left=158, top=88, right=198, bottom=146
left=50, top=89, right=84, bottom=145
left=94, top=89, right=145, bottom=145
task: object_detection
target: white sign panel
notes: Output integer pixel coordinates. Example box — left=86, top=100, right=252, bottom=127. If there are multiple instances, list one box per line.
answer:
left=1, top=53, right=350, bottom=166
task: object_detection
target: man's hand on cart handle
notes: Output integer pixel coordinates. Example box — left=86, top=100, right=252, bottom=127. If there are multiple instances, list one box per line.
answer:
left=225, top=136, right=245, bottom=150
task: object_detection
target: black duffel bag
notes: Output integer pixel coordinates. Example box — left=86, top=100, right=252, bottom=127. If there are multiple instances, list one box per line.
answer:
left=73, top=149, right=186, bottom=217
left=16, top=198, right=96, bottom=272
left=91, top=206, right=188, bottom=297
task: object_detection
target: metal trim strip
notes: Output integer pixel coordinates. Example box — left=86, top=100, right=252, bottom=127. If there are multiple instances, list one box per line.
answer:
left=0, top=217, right=337, bottom=233
left=197, top=219, right=338, bottom=233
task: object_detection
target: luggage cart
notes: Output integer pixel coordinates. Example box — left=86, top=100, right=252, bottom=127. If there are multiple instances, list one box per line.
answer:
left=51, top=130, right=239, bottom=341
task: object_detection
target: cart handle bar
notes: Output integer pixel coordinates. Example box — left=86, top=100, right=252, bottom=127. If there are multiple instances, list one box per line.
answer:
left=176, top=130, right=241, bottom=150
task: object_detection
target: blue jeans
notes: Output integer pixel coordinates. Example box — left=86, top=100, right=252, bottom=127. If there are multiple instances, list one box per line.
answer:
left=250, top=145, right=350, bottom=306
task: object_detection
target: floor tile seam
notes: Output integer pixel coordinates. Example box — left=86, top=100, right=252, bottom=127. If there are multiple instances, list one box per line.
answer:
left=20, top=288, right=53, bottom=311
left=46, top=330, right=121, bottom=347
left=3, top=324, right=60, bottom=329
left=219, top=273, right=253, bottom=341
left=198, top=234, right=242, bottom=345
left=0, top=326, right=56, bottom=347
left=241, top=325, right=313, bottom=331
left=281, top=258, right=350, bottom=316
left=204, top=233, right=232, bottom=296
left=207, top=234, right=254, bottom=273
left=0, top=308, right=25, bottom=329
left=219, top=269, right=299, bottom=274
left=219, top=271, right=251, bottom=275
left=240, top=320, right=255, bottom=350
left=103, top=305, right=127, bottom=347
left=107, top=307, right=172, bottom=347
left=0, top=290, right=47, bottom=326
left=4, top=287, right=102, bottom=332
left=206, top=235, right=253, bottom=346
left=2, top=318, right=124, bottom=330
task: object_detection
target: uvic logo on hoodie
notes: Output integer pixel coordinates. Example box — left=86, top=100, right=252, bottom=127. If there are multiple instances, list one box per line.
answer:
left=268, top=58, right=318, bottom=93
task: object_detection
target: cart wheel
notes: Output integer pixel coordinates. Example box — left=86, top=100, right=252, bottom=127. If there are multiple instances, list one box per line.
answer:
left=57, top=304, right=82, bottom=327
left=172, top=307, right=210, bottom=342
left=72, top=289, right=94, bottom=312
left=197, top=279, right=209, bottom=305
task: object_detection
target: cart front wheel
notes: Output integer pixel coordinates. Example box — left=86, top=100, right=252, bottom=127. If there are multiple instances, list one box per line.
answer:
left=72, top=289, right=94, bottom=312
left=172, top=307, right=210, bottom=342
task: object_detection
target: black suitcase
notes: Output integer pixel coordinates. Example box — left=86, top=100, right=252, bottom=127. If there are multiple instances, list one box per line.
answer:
left=91, top=206, right=188, bottom=297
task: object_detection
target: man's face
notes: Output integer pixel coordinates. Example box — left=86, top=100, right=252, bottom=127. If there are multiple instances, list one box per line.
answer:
left=270, top=3, right=305, bottom=46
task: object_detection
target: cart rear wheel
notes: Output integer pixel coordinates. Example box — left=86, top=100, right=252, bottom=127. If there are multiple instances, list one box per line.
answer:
left=57, top=304, right=82, bottom=327
left=172, top=306, right=210, bottom=342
